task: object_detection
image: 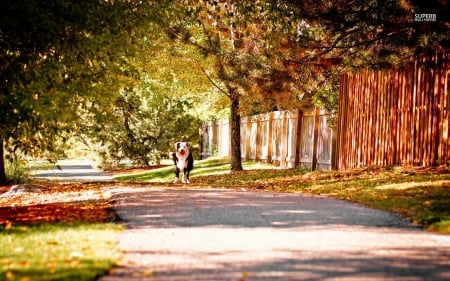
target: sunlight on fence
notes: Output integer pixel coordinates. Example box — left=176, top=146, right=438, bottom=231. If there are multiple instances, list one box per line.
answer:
left=200, top=109, right=335, bottom=170
left=201, top=52, right=448, bottom=171
left=337, top=50, right=449, bottom=169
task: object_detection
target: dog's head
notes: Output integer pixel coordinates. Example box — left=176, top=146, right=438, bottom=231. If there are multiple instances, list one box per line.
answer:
left=175, top=142, right=190, bottom=156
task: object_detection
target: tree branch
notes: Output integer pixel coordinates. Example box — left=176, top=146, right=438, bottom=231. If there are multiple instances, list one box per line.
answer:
left=187, top=58, right=229, bottom=97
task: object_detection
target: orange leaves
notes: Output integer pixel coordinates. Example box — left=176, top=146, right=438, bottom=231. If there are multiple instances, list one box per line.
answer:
left=0, top=182, right=115, bottom=226
left=0, top=203, right=114, bottom=225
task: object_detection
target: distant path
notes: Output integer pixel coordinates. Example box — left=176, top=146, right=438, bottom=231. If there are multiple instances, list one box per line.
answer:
left=31, top=159, right=112, bottom=182
left=100, top=187, right=450, bottom=281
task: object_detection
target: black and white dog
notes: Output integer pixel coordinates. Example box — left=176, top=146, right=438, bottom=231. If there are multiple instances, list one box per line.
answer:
left=170, top=142, right=194, bottom=184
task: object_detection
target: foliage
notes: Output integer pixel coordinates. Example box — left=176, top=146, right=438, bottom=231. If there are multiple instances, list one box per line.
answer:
left=0, top=182, right=122, bottom=281
left=162, top=0, right=312, bottom=170
left=142, top=26, right=229, bottom=121
left=76, top=22, right=224, bottom=168
left=0, top=0, right=154, bottom=183
left=90, top=87, right=201, bottom=168
left=283, top=0, right=449, bottom=67
left=2, top=0, right=447, bottom=179
left=4, top=157, right=30, bottom=185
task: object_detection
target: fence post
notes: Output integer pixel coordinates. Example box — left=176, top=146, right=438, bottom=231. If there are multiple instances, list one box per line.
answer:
left=295, top=110, right=303, bottom=167
left=285, top=110, right=299, bottom=168
left=331, top=119, right=337, bottom=170
left=217, top=119, right=230, bottom=157
left=240, top=117, right=246, bottom=160
left=255, top=115, right=261, bottom=161
left=212, top=120, right=218, bottom=157
left=199, top=125, right=203, bottom=160
left=312, top=107, right=320, bottom=171
left=280, top=111, right=288, bottom=168
left=245, top=116, right=251, bottom=161
left=267, top=112, right=273, bottom=163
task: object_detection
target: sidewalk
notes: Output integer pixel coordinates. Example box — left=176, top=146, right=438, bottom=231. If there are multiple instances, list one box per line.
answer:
left=100, top=187, right=450, bottom=281
left=31, top=159, right=112, bottom=182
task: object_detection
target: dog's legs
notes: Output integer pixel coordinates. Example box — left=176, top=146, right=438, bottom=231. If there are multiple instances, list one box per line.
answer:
left=174, top=167, right=180, bottom=184
left=185, top=170, right=191, bottom=184
left=181, top=169, right=192, bottom=184
left=181, top=170, right=187, bottom=184
left=176, top=167, right=186, bottom=184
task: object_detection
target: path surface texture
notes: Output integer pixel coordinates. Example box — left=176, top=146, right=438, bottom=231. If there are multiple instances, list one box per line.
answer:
left=100, top=187, right=450, bottom=281
left=32, top=159, right=112, bottom=181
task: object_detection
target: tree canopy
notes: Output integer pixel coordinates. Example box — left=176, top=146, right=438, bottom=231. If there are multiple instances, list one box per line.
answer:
left=0, top=0, right=448, bottom=182
left=0, top=0, right=153, bottom=183
left=76, top=23, right=224, bottom=168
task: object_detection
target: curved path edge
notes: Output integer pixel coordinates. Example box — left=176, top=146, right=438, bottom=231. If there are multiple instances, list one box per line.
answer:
left=100, top=187, right=450, bottom=281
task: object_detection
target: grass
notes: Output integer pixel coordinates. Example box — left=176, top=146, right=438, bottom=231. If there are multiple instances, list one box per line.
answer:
left=113, top=157, right=277, bottom=181
left=3, top=157, right=446, bottom=280
left=199, top=165, right=450, bottom=234
left=0, top=222, right=122, bottom=281
left=114, top=157, right=450, bottom=234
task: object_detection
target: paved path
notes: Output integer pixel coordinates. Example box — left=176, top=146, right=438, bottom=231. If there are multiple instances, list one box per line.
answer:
left=31, top=159, right=112, bottom=182
left=100, top=187, right=450, bottom=281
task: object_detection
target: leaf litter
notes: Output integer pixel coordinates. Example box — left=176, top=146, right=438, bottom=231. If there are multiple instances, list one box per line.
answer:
left=0, top=182, right=116, bottom=226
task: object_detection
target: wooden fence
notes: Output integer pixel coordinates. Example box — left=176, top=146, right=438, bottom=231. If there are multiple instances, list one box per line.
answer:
left=200, top=109, right=335, bottom=170
left=336, top=51, right=450, bottom=169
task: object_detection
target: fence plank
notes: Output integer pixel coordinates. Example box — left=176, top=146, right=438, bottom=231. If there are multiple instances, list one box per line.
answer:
left=259, top=113, right=270, bottom=162
left=280, top=111, right=288, bottom=168
left=202, top=108, right=334, bottom=170
left=338, top=50, right=449, bottom=169
left=299, top=111, right=315, bottom=169
left=286, top=110, right=299, bottom=168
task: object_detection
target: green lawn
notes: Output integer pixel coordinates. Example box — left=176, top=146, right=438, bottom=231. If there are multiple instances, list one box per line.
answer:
left=0, top=223, right=122, bottom=281
left=113, top=157, right=277, bottom=182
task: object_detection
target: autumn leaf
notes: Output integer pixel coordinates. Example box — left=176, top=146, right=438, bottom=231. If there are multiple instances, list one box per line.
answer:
left=0, top=182, right=117, bottom=225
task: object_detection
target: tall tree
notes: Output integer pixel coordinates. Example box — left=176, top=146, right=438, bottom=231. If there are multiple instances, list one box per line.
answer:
left=163, top=1, right=309, bottom=171
left=0, top=0, right=152, bottom=183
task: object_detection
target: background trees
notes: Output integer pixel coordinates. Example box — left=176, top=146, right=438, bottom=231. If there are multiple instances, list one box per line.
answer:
left=76, top=25, right=219, bottom=168
left=161, top=0, right=448, bottom=172
left=280, top=0, right=448, bottom=68
left=163, top=1, right=315, bottom=171
left=0, top=0, right=447, bottom=182
left=0, top=0, right=152, bottom=183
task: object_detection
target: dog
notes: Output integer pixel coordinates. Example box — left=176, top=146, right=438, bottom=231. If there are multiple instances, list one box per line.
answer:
left=170, top=142, right=194, bottom=184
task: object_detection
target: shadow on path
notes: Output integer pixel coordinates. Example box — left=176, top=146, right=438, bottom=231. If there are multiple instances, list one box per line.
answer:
left=100, top=187, right=450, bottom=281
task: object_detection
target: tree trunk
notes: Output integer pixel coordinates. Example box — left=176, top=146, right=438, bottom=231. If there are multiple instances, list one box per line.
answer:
left=0, top=139, right=7, bottom=185
left=230, top=94, right=243, bottom=171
